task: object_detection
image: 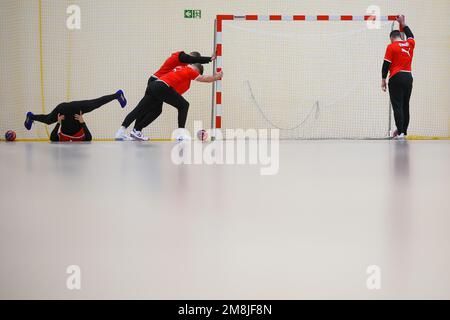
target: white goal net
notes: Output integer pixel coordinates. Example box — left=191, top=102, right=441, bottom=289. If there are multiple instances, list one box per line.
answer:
left=217, top=17, right=393, bottom=139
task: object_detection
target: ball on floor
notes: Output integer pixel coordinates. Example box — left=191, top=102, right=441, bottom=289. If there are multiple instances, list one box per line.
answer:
left=5, top=130, right=16, bottom=142
left=197, top=129, right=208, bottom=142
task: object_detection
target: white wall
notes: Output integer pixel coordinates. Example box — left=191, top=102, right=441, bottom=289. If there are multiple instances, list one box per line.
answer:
left=1, top=0, right=449, bottom=139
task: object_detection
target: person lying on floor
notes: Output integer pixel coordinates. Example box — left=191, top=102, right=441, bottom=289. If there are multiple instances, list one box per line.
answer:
left=24, top=90, right=127, bottom=142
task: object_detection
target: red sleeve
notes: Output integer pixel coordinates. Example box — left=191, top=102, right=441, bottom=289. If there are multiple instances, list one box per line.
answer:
left=384, top=45, right=393, bottom=63
left=407, top=38, right=415, bottom=49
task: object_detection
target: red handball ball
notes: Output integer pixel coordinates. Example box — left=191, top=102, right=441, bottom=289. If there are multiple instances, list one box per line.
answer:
left=5, top=130, right=16, bottom=142
left=197, top=129, right=208, bottom=142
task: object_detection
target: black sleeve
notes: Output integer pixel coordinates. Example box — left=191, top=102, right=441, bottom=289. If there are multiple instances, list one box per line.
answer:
left=81, top=123, right=92, bottom=141
left=403, top=26, right=414, bottom=39
left=178, top=51, right=212, bottom=64
left=382, top=60, right=391, bottom=79
left=50, top=123, right=60, bottom=141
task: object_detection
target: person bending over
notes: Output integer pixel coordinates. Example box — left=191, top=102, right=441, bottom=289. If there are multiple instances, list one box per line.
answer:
left=130, top=63, right=222, bottom=141
left=115, top=51, right=215, bottom=140
left=24, top=90, right=127, bottom=142
left=381, top=15, right=415, bottom=140
left=49, top=111, right=92, bottom=142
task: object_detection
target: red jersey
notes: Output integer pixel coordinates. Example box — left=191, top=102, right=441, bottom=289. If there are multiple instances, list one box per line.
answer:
left=159, top=66, right=200, bottom=95
left=153, top=51, right=187, bottom=78
left=384, top=38, right=415, bottom=78
left=58, top=128, right=86, bottom=141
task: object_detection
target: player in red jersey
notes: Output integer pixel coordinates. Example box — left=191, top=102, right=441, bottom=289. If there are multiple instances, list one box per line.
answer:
left=152, top=51, right=213, bottom=79
left=116, top=51, right=215, bottom=140
left=130, top=63, right=223, bottom=140
left=24, top=91, right=127, bottom=142
left=381, top=15, right=415, bottom=140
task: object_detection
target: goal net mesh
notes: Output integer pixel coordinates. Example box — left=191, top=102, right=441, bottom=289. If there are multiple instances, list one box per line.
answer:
left=221, top=20, right=392, bottom=139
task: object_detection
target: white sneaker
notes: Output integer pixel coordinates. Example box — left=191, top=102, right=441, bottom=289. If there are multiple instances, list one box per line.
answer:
left=390, top=129, right=399, bottom=138
left=115, top=126, right=130, bottom=141
left=394, top=133, right=406, bottom=140
left=176, top=133, right=193, bottom=141
left=130, top=129, right=149, bottom=141
left=120, top=134, right=135, bottom=141
left=172, top=128, right=192, bottom=142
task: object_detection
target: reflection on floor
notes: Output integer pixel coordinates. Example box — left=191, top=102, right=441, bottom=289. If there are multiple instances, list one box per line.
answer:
left=0, top=140, right=449, bottom=299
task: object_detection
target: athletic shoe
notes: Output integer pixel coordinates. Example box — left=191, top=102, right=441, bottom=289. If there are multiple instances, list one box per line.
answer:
left=122, top=135, right=135, bottom=141
left=130, top=129, right=149, bottom=141
left=115, top=126, right=132, bottom=141
left=394, top=133, right=406, bottom=140
left=24, top=111, right=34, bottom=130
left=391, top=129, right=399, bottom=138
left=173, top=128, right=192, bottom=142
left=116, top=90, right=127, bottom=108
left=175, top=134, right=192, bottom=142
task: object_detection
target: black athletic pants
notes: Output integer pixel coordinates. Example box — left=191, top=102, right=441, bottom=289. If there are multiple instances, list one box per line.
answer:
left=121, top=76, right=158, bottom=128
left=31, top=93, right=118, bottom=135
left=133, top=81, right=190, bottom=131
left=388, top=72, right=413, bottom=135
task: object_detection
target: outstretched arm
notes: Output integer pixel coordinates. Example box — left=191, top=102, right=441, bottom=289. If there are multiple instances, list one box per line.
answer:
left=179, top=52, right=214, bottom=64
left=195, top=71, right=223, bottom=83
left=397, top=15, right=414, bottom=39
left=403, top=26, right=414, bottom=39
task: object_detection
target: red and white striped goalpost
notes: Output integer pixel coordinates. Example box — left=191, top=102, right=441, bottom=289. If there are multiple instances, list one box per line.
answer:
left=210, top=14, right=398, bottom=140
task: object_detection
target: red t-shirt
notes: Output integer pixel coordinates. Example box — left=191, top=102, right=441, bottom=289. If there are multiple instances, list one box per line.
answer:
left=58, top=128, right=85, bottom=141
left=153, top=51, right=187, bottom=78
left=159, top=66, right=200, bottom=95
left=384, top=38, right=415, bottom=78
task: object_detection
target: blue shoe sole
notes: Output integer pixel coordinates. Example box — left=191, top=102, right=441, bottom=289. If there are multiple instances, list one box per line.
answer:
left=116, top=90, right=127, bottom=108
left=24, top=112, right=34, bottom=130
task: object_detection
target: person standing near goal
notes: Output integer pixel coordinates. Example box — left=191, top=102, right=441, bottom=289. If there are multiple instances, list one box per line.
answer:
left=381, top=15, right=415, bottom=140
left=130, top=63, right=223, bottom=141
left=115, top=51, right=215, bottom=140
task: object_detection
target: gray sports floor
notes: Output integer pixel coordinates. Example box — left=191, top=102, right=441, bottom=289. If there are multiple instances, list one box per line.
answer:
left=0, top=140, right=449, bottom=299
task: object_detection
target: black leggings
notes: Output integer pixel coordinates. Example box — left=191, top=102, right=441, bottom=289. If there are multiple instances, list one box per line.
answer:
left=388, top=72, right=413, bottom=135
left=32, top=93, right=118, bottom=135
left=121, top=76, right=158, bottom=128
left=133, top=81, right=189, bottom=131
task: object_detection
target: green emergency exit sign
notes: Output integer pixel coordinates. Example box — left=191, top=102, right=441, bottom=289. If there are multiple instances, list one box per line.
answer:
left=184, top=9, right=201, bottom=19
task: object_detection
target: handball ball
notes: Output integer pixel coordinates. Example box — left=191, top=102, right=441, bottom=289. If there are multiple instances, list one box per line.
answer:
left=5, top=130, right=16, bottom=142
left=197, top=129, right=208, bottom=141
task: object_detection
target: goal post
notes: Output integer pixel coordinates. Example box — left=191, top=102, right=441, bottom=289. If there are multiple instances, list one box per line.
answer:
left=211, top=14, right=399, bottom=140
